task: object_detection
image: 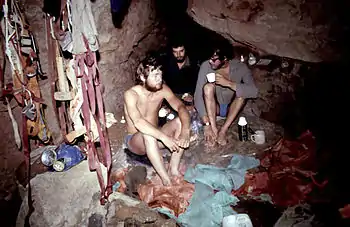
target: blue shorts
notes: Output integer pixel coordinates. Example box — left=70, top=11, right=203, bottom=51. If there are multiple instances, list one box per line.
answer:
left=219, top=104, right=229, bottom=117
left=123, top=134, right=152, bottom=165
left=124, top=134, right=134, bottom=151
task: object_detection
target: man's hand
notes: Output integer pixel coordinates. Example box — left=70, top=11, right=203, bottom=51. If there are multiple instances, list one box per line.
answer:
left=177, top=131, right=190, bottom=149
left=215, top=73, right=234, bottom=88
left=204, top=125, right=217, bottom=146
left=161, top=135, right=180, bottom=152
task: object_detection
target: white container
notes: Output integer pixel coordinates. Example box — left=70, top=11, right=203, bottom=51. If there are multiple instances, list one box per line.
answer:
left=223, top=214, right=253, bottom=227
left=206, top=73, right=216, bottom=83
left=238, top=117, right=248, bottom=141
left=251, top=130, right=266, bottom=145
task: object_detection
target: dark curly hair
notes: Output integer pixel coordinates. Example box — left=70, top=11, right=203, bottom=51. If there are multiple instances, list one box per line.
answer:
left=211, top=43, right=234, bottom=61
left=135, top=51, right=162, bottom=85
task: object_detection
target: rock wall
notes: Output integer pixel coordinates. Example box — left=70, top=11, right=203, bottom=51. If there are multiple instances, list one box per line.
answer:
left=91, top=0, right=166, bottom=113
left=241, top=57, right=306, bottom=137
left=187, top=0, right=345, bottom=62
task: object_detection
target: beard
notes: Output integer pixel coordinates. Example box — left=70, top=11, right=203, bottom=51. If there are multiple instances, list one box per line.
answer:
left=175, top=56, right=186, bottom=63
left=145, top=81, right=163, bottom=92
left=210, top=61, right=225, bottom=70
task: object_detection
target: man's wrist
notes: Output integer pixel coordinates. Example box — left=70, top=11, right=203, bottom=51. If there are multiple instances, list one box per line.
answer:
left=159, top=133, right=167, bottom=141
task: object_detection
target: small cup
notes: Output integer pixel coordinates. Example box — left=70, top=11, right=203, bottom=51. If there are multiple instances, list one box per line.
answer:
left=251, top=130, right=266, bottom=145
left=206, top=73, right=215, bottom=83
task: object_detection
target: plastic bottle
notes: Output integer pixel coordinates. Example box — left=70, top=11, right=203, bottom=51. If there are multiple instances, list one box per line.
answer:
left=223, top=214, right=253, bottom=227
left=238, top=117, right=248, bottom=141
left=190, top=109, right=202, bottom=136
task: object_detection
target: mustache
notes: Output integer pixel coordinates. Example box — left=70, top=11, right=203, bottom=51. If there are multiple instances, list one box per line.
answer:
left=176, top=57, right=185, bottom=63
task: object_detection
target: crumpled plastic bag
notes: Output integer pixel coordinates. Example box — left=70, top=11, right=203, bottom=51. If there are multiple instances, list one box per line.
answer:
left=233, top=130, right=328, bottom=207
left=184, top=154, right=260, bottom=192
left=54, top=143, right=85, bottom=171
left=156, top=182, right=239, bottom=227
left=138, top=175, right=195, bottom=216
left=178, top=182, right=239, bottom=227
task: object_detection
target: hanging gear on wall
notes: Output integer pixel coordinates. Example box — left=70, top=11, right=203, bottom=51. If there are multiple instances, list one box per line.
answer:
left=74, top=36, right=112, bottom=205
left=72, top=0, right=112, bottom=204
left=1, top=0, right=51, bottom=144
left=1, top=1, right=50, bottom=223
left=44, top=0, right=113, bottom=205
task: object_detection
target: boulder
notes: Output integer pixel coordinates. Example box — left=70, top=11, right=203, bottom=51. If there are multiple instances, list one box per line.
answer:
left=16, top=161, right=137, bottom=226
left=187, top=0, right=345, bottom=62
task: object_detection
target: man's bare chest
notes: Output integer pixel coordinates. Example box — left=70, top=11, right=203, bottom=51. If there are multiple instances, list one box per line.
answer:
left=137, top=95, right=163, bottom=115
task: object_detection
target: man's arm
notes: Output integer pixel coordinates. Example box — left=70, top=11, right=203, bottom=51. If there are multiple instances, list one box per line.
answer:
left=163, top=85, right=190, bottom=134
left=194, top=61, right=211, bottom=120
left=124, top=89, right=168, bottom=141
left=232, top=66, right=258, bottom=98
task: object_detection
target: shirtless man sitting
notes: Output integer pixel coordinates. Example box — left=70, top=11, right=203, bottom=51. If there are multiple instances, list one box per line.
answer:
left=123, top=53, right=191, bottom=186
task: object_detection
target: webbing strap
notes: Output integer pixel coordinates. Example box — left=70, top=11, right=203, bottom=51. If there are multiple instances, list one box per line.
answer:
left=22, top=103, right=34, bottom=227
left=75, top=51, right=111, bottom=204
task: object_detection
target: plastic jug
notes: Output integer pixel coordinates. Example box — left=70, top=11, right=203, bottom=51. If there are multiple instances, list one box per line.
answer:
left=223, top=214, right=253, bottom=227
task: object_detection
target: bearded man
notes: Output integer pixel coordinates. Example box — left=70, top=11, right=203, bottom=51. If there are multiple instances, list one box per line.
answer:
left=123, top=53, right=191, bottom=186
left=162, top=36, right=199, bottom=97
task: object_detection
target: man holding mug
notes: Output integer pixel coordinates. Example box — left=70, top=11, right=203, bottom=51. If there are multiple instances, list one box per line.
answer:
left=194, top=45, right=258, bottom=146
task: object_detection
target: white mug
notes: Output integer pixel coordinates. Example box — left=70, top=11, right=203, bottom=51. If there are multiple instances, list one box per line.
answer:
left=206, top=73, right=215, bottom=83
left=223, top=214, right=253, bottom=227
left=251, top=130, right=265, bottom=145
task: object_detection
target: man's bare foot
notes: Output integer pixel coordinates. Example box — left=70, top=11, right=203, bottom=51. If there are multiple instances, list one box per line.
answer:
left=170, top=169, right=181, bottom=176
left=205, top=139, right=216, bottom=147
left=161, top=177, right=172, bottom=186
left=217, top=131, right=228, bottom=146
left=204, top=126, right=218, bottom=147
left=167, top=165, right=181, bottom=177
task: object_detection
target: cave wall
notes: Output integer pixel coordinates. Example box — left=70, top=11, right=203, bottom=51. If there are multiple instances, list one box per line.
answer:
left=187, top=0, right=345, bottom=62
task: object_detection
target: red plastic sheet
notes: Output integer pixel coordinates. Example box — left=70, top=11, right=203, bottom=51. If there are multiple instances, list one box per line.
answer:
left=233, top=130, right=327, bottom=207
left=138, top=175, right=195, bottom=216
left=340, top=204, right=350, bottom=219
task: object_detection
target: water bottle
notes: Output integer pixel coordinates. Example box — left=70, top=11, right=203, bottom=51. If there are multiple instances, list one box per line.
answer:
left=238, top=117, right=248, bottom=141
left=190, top=109, right=201, bottom=135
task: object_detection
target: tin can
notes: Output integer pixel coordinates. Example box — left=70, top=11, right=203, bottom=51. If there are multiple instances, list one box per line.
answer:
left=41, top=147, right=57, bottom=166
left=53, top=158, right=65, bottom=172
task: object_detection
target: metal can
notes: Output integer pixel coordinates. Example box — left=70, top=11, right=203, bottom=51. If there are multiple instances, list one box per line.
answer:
left=53, top=158, right=65, bottom=172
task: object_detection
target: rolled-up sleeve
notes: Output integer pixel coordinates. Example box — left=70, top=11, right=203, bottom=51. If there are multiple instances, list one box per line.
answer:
left=235, top=67, right=258, bottom=99
left=194, top=61, right=210, bottom=118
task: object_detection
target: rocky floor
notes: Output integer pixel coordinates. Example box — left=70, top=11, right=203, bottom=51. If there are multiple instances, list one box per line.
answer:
left=11, top=113, right=284, bottom=227
left=104, top=114, right=284, bottom=226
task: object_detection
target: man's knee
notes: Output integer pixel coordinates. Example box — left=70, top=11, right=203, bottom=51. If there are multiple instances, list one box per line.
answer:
left=203, top=83, right=215, bottom=98
left=228, top=97, right=245, bottom=109
left=233, top=97, right=245, bottom=104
